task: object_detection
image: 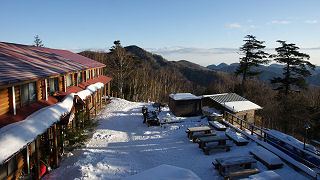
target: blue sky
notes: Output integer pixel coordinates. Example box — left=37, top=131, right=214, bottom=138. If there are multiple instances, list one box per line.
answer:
left=1, top=0, right=320, bottom=66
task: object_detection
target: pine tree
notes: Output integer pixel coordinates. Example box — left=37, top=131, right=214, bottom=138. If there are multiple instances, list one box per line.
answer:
left=33, top=35, right=44, bottom=47
left=271, top=40, right=315, bottom=95
left=108, top=40, right=139, bottom=97
left=235, top=35, right=269, bottom=86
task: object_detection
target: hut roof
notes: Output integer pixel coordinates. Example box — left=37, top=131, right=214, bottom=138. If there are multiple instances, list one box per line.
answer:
left=169, top=93, right=201, bottom=101
left=203, top=93, right=262, bottom=113
left=0, top=42, right=105, bottom=86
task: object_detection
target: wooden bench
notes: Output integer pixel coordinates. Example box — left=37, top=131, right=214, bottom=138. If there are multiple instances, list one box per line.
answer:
left=208, top=121, right=226, bottom=131
left=226, top=131, right=249, bottom=146
left=202, top=144, right=231, bottom=155
left=250, top=146, right=283, bottom=170
left=224, top=168, right=259, bottom=180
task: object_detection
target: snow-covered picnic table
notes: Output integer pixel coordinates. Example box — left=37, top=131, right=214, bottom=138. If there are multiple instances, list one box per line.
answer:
left=197, top=134, right=228, bottom=148
left=186, top=126, right=211, bottom=139
left=214, top=155, right=259, bottom=178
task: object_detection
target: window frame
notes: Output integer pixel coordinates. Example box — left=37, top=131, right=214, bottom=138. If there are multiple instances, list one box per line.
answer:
left=49, top=77, right=59, bottom=95
left=21, top=82, right=37, bottom=106
left=66, top=74, right=73, bottom=88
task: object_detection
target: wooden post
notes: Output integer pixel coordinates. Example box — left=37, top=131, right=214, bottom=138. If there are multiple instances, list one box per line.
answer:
left=100, top=89, right=102, bottom=109
left=104, top=85, right=107, bottom=103
left=231, top=115, right=234, bottom=125
left=44, top=79, right=48, bottom=101
left=63, top=75, right=67, bottom=92
left=251, top=126, right=254, bottom=135
left=94, top=93, right=97, bottom=116
left=86, top=99, right=90, bottom=121
left=53, top=124, right=59, bottom=168
left=23, top=145, right=30, bottom=175
left=240, top=119, right=243, bottom=130
left=34, top=137, right=41, bottom=180
left=8, top=86, right=16, bottom=115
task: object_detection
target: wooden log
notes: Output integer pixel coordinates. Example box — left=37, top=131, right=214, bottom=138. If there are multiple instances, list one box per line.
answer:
left=36, top=81, right=42, bottom=101
left=53, top=124, right=59, bottom=168
left=58, top=76, right=63, bottom=92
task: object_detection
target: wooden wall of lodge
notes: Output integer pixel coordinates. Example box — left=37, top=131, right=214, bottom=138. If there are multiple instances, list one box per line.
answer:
left=0, top=67, right=104, bottom=117
left=0, top=70, right=110, bottom=180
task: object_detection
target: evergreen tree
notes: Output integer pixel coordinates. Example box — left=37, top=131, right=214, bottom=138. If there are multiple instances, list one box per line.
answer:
left=235, top=35, right=269, bottom=85
left=108, top=40, right=139, bottom=96
left=271, top=40, right=315, bottom=95
left=33, top=35, right=44, bottom=47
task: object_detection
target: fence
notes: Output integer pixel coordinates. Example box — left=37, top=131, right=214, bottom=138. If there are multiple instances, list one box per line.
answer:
left=224, top=111, right=320, bottom=171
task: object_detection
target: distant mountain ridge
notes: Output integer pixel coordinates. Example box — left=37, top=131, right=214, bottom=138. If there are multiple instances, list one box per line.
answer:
left=207, top=63, right=320, bottom=86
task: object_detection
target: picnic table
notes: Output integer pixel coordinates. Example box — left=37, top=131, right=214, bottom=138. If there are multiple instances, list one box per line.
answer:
left=213, top=155, right=259, bottom=179
left=186, top=126, right=212, bottom=139
left=197, top=134, right=229, bottom=149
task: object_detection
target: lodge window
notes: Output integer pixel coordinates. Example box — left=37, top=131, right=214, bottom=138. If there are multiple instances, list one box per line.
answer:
left=86, top=70, right=90, bottom=80
left=49, top=77, right=59, bottom=95
left=97, top=68, right=100, bottom=76
left=21, top=82, right=37, bottom=106
left=0, top=164, right=6, bottom=179
left=0, top=157, right=17, bottom=179
left=66, top=74, right=73, bottom=87
left=7, top=158, right=17, bottom=176
left=92, top=69, right=95, bottom=78
left=78, top=72, right=83, bottom=84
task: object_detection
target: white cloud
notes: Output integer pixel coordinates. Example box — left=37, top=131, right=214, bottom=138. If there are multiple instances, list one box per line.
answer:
left=148, top=46, right=238, bottom=56
left=249, top=25, right=256, bottom=29
left=305, top=20, right=318, bottom=24
left=227, top=23, right=242, bottom=28
left=271, top=20, right=291, bottom=24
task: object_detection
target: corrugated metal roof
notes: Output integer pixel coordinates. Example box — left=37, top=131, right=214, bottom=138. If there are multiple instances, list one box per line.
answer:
left=206, top=93, right=248, bottom=104
left=0, top=42, right=106, bottom=86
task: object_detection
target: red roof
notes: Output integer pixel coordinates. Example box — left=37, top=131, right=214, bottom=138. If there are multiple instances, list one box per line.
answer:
left=0, top=42, right=106, bottom=86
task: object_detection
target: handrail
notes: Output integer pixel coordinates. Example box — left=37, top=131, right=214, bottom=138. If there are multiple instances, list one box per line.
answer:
left=223, top=111, right=320, bottom=170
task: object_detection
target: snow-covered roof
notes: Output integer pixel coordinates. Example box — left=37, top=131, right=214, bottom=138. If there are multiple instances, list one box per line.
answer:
left=204, top=93, right=262, bottom=113
left=222, top=101, right=262, bottom=113
left=169, top=93, right=201, bottom=101
left=0, top=82, right=104, bottom=164
left=122, top=164, right=201, bottom=180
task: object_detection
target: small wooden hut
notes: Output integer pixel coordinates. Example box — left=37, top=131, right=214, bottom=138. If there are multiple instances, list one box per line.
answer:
left=202, top=93, right=262, bottom=123
left=168, top=93, right=201, bottom=117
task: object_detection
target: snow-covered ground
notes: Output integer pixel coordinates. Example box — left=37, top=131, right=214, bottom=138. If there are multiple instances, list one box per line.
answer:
left=44, top=98, right=308, bottom=180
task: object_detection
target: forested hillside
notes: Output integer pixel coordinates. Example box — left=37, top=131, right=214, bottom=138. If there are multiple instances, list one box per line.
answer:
left=79, top=45, right=221, bottom=102
left=207, top=63, right=320, bottom=86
